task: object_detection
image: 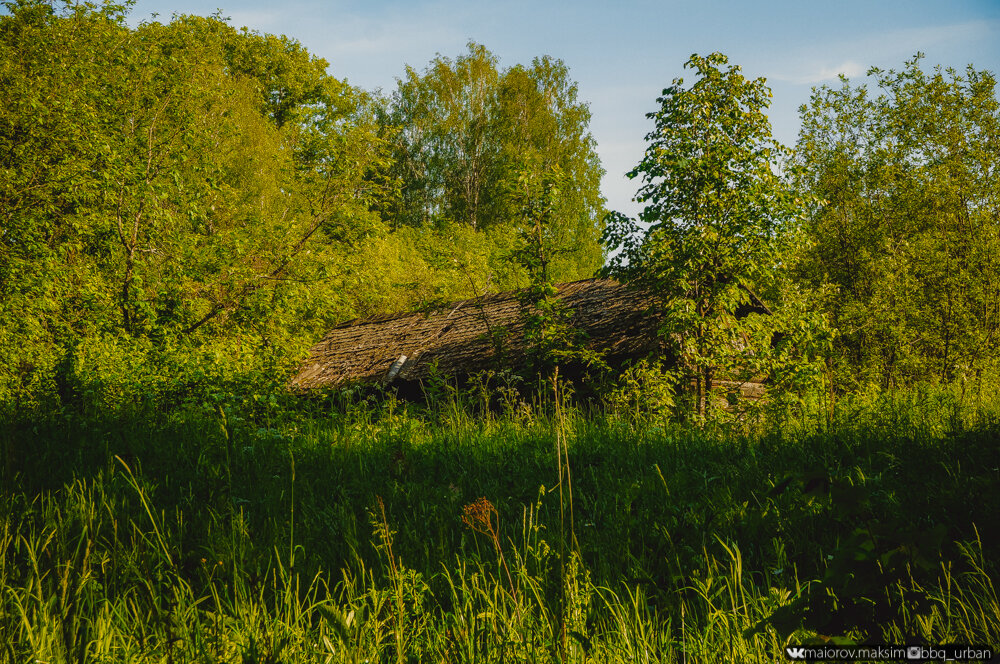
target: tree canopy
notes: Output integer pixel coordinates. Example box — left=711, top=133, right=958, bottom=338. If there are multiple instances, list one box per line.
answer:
left=0, top=3, right=608, bottom=412
left=1, top=0, right=998, bottom=417
left=604, top=53, right=815, bottom=417
left=794, top=55, right=1000, bottom=389
left=384, top=42, right=605, bottom=281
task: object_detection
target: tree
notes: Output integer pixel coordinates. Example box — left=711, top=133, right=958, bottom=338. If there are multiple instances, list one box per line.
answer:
left=0, top=2, right=390, bottom=410
left=604, top=53, right=811, bottom=418
left=794, top=55, right=1000, bottom=388
left=383, top=44, right=604, bottom=284
left=509, top=164, right=605, bottom=378
left=497, top=57, right=606, bottom=280
left=387, top=43, right=502, bottom=231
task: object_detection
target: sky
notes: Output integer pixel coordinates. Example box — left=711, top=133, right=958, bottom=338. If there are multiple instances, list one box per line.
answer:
left=124, top=0, right=1000, bottom=219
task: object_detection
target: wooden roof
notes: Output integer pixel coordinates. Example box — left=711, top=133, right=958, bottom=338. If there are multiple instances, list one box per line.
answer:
left=289, top=278, right=663, bottom=390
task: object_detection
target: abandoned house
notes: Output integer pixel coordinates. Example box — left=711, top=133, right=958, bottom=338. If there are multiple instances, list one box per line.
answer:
left=288, top=277, right=769, bottom=400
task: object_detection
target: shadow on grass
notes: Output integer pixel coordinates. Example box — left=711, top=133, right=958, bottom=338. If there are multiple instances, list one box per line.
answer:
left=4, top=401, right=998, bottom=603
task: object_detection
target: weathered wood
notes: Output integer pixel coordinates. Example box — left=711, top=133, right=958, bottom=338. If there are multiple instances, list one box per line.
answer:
left=288, top=277, right=770, bottom=399
left=289, top=278, right=663, bottom=390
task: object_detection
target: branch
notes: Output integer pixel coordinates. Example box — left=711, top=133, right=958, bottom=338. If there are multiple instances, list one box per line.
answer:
left=181, top=180, right=338, bottom=336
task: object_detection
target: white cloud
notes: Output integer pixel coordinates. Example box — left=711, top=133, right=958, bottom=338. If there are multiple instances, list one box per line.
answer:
left=779, top=60, right=866, bottom=85
left=324, top=19, right=460, bottom=58
left=768, top=20, right=998, bottom=86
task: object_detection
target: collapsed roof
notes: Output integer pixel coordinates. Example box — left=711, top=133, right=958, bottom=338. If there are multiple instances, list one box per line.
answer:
left=288, top=278, right=664, bottom=390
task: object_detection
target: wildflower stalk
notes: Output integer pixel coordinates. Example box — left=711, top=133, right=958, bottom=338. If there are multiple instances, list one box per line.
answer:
left=462, top=497, right=516, bottom=601
left=375, top=496, right=405, bottom=664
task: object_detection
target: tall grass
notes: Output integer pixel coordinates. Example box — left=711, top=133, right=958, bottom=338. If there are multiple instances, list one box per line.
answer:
left=1, top=382, right=998, bottom=661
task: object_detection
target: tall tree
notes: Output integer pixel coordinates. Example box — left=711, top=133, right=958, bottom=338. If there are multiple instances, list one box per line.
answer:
left=384, top=43, right=605, bottom=283
left=0, top=2, right=389, bottom=409
left=387, top=43, right=502, bottom=230
left=604, top=53, right=810, bottom=418
left=794, top=55, right=1000, bottom=388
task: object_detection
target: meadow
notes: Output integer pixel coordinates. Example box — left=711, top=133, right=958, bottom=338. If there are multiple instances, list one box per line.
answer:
left=1, top=383, right=997, bottom=662
left=3, top=5, right=998, bottom=661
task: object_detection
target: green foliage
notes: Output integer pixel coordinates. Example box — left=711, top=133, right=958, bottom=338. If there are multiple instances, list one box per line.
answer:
left=2, top=14, right=1000, bottom=658
left=352, top=220, right=526, bottom=314
left=1, top=385, right=998, bottom=660
left=606, top=358, right=678, bottom=421
left=384, top=42, right=605, bottom=281
left=512, top=164, right=606, bottom=376
left=0, top=9, right=610, bottom=413
left=794, top=54, right=1000, bottom=389
left=0, top=1, right=397, bottom=411
left=750, top=468, right=949, bottom=639
left=604, top=53, right=825, bottom=419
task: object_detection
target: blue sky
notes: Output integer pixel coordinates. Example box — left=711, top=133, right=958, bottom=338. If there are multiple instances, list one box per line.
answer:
left=126, top=0, right=1000, bottom=218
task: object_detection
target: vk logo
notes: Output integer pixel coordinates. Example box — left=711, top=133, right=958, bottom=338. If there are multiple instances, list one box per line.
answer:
left=785, top=647, right=807, bottom=659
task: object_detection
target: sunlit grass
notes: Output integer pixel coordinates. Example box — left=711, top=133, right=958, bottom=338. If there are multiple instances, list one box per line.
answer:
left=1, top=383, right=997, bottom=661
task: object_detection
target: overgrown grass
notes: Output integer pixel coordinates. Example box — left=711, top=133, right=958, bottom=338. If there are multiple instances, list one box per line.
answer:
left=1, top=384, right=998, bottom=662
